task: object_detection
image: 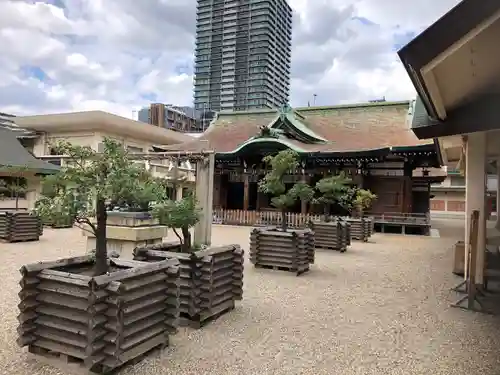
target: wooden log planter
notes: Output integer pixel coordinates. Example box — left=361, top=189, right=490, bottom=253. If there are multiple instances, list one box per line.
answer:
left=344, top=217, right=371, bottom=242
left=133, top=243, right=244, bottom=329
left=309, top=220, right=350, bottom=252
left=249, top=227, right=314, bottom=276
left=43, top=215, right=73, bottom=229
left=0, top=210, right=42, bottom=242
left=17, top=255, right=180, bottom=374
left=363, top=217, right=375, bottom=238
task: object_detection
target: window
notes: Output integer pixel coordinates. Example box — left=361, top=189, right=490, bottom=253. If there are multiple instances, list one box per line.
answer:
left=450, top=176, right=465, bottom=186
left=0, top=176, right=27, bottom=199
left=127, top=146, right=143, bottom=153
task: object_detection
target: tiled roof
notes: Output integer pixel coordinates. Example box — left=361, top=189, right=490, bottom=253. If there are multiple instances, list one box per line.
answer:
left=162, top=101, right=433, bottom=154
left=0, top=128, right=59, bottom=174
left=0, top=112, right=37, bottom=137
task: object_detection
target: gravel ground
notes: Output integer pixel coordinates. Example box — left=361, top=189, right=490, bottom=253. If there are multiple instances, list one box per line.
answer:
left=1, top=224, right=500, bottom=375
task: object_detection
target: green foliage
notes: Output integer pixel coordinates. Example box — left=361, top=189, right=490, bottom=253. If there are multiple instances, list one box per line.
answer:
left=258, top=150, right=314, bottom=230
left=34, top=138, right=167, bottom=273
left=35, top=138, right=166, bottom=227
left=40, top=174, right=63, bottom=198
left=258, top=150, right=314, bottom=210
left=314, top=172, right=352, bottom=206
left=353, top=188, right=377, bottom=211
left=153, top=194, right=200, bottom=233
left=152, top=193, right=201, bottom=252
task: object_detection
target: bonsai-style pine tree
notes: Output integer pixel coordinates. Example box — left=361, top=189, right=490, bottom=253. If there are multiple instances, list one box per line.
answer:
left=153, top=193, right=200, bottom=252
left=352, top=188, right=377, bottom=217
left=314, top=172, right=352, bottom=221
left=258, top=149, right=314, bottom=231
left=35, top=138, right=166, bottom=275
left=0, top=166, right=28, bottom=210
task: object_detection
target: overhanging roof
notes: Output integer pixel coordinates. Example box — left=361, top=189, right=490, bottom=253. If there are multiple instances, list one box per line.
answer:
left=161, top=101, right=434, bottom=155
left=0, top=129, right=59, bottom=175
left=399, top=0, right=500, bottom=139
left=14, top=111, right=194, bottom=145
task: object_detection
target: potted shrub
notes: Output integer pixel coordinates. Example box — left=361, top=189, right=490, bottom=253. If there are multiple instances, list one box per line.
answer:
left=0, top=166, right=41, bottom=242
left=0, top=166, right=28, bottom=210
left=152, top=193, right=200, bottom=253
left=352, top=188, right=377, bottom=217
left=249, top=150, right=315, bottom=275
left=18, top=138, right=180, bottom=373
left=309, top=172, right=352, bottom=252
left=347, top=188, right=377, bottom=241
left=132, top=193, right=244, bottom=328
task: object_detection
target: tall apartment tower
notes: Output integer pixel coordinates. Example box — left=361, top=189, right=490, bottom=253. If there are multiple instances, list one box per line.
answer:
left=194, top=0, right=293, bottom=112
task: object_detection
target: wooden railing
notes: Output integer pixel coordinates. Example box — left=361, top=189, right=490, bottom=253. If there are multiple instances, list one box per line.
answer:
left=212, top=208, right=323, bottom=228
left=368, top=212, right=430, bottom=225
left=212, top=209, right=431, bottom=227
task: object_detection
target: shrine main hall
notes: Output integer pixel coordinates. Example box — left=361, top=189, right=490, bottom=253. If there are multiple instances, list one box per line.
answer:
left=166, top=100, right=444, bottom=230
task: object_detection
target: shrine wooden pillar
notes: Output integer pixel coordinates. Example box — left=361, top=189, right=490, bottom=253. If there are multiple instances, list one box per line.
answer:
left=243, top=174, right=249, bottom=211
left=402, top=162, right=413, bottom=213
left=300, top=173, right=308, bottom=214
left=194, top=153, right=215, bottom=247
left=213, top=174, right=221, bottom=208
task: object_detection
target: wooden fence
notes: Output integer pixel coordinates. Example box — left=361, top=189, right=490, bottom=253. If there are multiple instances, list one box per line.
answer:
left=212, top=209, right=430, bottom=228
left=213, top=209, right=323, bottom=228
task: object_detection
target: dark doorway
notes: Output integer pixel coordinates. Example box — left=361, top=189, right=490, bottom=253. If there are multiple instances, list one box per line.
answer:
left=248, top=182, right=258, bottom=210
left=412, top=190, right=430, bottom=214
left=227, top=182, right=244, bottom=209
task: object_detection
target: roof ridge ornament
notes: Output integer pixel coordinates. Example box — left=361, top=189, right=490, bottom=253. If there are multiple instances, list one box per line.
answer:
left=279, top=103, right=293, bottom=121
left=258, top=125, right=280, bottom=139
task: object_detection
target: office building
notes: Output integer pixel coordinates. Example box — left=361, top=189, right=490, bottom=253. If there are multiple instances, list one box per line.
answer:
left=194, top=0, right=293, bottom=112
left=138, top=104, right=216, bottom=133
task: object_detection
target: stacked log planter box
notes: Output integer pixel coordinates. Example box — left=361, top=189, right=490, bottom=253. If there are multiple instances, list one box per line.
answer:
left=249, top=227, right=314, bottom=276
left=309, top=220, right=350, bottom=252
left=43, top=215, right=73, bottom=229
left=17, top=255, right=180, bottom=374
left=344, top=220, right=352, bottom=246
left=133, top=243, right=244, bottom=329
left=366, top=217, right=374, bottom=237
left=0, top=210, right=42, bottom=242
left=345, top=217, right=371, bottom=242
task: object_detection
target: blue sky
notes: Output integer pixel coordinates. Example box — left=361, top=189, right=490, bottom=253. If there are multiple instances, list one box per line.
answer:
left=0, top=0, right=461, bottom=117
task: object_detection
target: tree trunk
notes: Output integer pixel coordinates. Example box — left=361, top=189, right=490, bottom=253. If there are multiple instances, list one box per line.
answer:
left=181, top=226, right=191, bottom=252
left=15, top=179, right=19, bottom=210
left=94, top=197, right=108, bottom=276
left=280, top=208, right=287, bottom=232
left=323, top=204, right=330, bottom=222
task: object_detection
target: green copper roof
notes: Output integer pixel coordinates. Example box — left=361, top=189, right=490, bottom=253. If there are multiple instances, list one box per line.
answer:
left=218, top=136, right=308, bottom=155
left=217, top=104, right=330, bottom=155
left=267, top=104, right=329, bottom=143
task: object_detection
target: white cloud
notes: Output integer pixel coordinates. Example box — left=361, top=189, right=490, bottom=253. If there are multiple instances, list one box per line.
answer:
left=0, top=0, right=461, bottom=118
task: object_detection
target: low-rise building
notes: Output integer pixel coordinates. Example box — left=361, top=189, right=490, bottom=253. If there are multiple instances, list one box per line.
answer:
left=430, top=163, right=497, bottom=219
left=1, top=110, right=196, bottom=209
